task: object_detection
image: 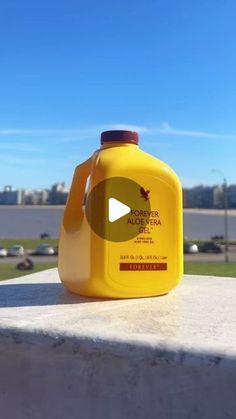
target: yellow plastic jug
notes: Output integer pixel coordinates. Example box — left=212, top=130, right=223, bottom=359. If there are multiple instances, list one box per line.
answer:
left=58, top=130, right=183, bottom=298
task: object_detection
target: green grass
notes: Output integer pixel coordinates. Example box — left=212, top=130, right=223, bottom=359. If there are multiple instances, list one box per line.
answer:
left=0, top=262, right=57, bottom=281
left=0, top=238, right=58, bottom=251
left=184, top=262, right=236, bottom=277
left=189, top=240, right=236, bottom=246
left=1, top=260, right=236, bottom=282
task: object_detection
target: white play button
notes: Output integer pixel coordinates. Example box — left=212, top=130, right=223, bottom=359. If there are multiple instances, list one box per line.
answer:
left=108, top=197, right=131, bottom=223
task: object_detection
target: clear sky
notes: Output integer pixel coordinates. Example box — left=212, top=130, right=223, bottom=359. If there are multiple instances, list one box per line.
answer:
left=0, top=0, right=236, bottom=190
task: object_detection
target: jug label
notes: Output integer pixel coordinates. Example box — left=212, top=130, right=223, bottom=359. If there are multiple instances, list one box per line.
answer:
left=119, top=253, right=168, bottom=270
left=127, top=209, right=162, bottom=235
left=120, top=263, right=167, bottom=271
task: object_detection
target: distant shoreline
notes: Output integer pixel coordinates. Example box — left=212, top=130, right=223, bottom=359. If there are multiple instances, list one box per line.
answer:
left=184, top=209, right=236, bottom=216
left=0, top=205, right=236, bottom=216
left=0, top=205, right=65, bottom=209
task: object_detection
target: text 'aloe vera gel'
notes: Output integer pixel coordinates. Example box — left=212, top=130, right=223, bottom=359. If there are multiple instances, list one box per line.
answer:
left=58, top=130, right=183, bottom=298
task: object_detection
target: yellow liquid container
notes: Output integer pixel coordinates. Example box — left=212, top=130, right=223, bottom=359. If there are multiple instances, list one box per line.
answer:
left=58, top=130, right=183, bottom=298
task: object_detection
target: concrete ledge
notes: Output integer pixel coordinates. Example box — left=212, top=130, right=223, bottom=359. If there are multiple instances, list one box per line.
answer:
left=0, top=269, right=236, bottom=418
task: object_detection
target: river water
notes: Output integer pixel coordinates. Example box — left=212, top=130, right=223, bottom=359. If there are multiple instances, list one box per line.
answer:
left=0, top=206, right=236, bottom=240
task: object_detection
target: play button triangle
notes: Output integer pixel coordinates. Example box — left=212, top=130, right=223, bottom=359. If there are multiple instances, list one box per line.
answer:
left=108, top=197, right=131, bottom=223
left=85, top=177, right=151, bottom=242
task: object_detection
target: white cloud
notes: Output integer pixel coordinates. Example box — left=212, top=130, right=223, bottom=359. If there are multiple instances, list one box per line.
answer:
left=0, top=128, right=96, bottom=136
left=0, top=122, right=236, bottom=141
left=152, top=122, right=236, bottom=140
left=155, top=122, right=217, bottom=138
left=0, top=124, right=148, bottom=138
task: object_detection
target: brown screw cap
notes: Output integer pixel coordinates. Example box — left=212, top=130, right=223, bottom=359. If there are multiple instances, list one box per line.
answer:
left=101, top=130, right=139, bottom=145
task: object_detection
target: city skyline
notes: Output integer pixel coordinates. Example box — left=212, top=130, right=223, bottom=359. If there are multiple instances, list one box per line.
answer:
left=1, top=177, right=236, bottom=192
left=1, top=182, right=236, bottom=209
left=0, top=183, right=68, bottom=205
left=0, top=1, right=236, bottom=188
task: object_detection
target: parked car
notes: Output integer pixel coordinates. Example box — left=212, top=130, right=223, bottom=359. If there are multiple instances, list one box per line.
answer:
left=211, top=235, right=224, bottom=241
left=34, top=244, right=55, bottom=256
left=198, top=242, right=223, bottom=253
left=184, top=242, right=199, bottom=254
left=40, top=232, right=51, bottom=239
left=0, top=247, right=8, bottom=257
left=8, top=244, right=25, bottom=257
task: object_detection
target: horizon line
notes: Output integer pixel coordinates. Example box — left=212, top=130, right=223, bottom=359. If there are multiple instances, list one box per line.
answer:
left=0, top=182, right=235, bottom=191
left=0, top=122, right=236, bottom=141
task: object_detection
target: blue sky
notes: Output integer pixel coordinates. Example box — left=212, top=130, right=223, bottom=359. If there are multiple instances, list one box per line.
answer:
left=0, top=0, right=236, bottom=189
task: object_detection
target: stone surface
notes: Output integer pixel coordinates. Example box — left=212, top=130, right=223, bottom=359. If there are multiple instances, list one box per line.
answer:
left=0, top=269, right=236, bottom=418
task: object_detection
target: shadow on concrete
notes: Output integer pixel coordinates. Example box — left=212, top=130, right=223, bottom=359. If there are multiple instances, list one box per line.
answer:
left=0, top=283, right=103, bottom=308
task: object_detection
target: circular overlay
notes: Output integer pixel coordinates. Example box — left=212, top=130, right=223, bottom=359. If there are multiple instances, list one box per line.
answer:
left=85, top=177, right=151, bottom=242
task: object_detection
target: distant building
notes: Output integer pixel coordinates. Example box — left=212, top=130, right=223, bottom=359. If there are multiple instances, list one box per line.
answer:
left=0, top=183, right=69, bottom=205
left=228, top=185, right=236, bottom=208
left=184, top=185, right=214, bottom=208
left=23, top=189, right=49, bottom=205
left=49, top=182, right=68, bottom=205
left=213, top=185, right=224, bottom=208
left=1, top=181, right=234, bottom=208
left=0, top=186, right=23, bottom=205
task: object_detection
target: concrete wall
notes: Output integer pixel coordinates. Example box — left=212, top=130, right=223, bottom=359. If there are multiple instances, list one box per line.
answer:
left=0, top=269, right=235, bottom=418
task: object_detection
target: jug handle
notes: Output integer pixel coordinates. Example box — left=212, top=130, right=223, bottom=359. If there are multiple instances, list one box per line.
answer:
left=63, top=157, right=92, bottom=232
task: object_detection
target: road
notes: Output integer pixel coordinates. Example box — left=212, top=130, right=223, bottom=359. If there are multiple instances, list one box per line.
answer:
left=185, top=245, right=236, bottom=262
left=1, top=247, right=236, bottom=265
left=0, top=256, right=58, bottom=264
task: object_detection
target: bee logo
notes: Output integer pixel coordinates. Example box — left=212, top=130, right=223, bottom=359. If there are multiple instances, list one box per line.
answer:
left=140, top=187, right=150, bottom=201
